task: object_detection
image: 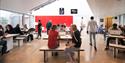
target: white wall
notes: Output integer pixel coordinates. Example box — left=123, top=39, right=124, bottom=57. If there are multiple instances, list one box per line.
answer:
left=32, top=0, right=94, bottom=30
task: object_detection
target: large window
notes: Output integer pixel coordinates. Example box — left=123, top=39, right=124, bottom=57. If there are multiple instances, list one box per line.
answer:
left=0, top=10, right=22, bottom=28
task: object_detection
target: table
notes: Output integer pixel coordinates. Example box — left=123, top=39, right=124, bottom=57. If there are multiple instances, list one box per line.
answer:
left=43, top=34, right=72, bottom=40
left=40, top=46, right=84, bottom=63
left=106, top=34, right=125, bottom=57
left=5, top=34, right=19, bottom=51
left=106, top=34, right=125, bottom=44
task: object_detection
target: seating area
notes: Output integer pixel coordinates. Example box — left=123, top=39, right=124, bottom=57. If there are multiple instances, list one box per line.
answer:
left=0, top=0, right=125, bottom=63
left=0, top=32, right=125, bottom=63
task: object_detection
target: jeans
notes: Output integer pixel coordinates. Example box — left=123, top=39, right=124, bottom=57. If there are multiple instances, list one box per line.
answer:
left=0, top=40, right=7, bottom=55
left=89, top=32, right=96, bottom=47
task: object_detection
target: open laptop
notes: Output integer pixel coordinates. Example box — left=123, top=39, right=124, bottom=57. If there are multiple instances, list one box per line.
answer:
left=109, top=30, right=121, bottom=35
left=59, top=31, right=66, bottom=36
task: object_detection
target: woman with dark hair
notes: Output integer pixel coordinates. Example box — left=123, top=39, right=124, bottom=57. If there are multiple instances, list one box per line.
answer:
left=5, top=24, right=13, bottom=34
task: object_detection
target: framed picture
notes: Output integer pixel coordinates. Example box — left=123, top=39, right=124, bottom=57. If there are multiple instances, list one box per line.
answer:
left=59, top=8, right=64, bottom=15
left=71, top=9, right=78, bottom=14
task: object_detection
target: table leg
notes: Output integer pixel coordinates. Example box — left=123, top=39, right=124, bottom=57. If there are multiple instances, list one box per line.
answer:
left=44, top=51, right=48, bottom=63
left=78, top=51, right=80, bottom=63
left=18, top=40, right=20, bottom=47
left=115, top=38, right=118, bottom=57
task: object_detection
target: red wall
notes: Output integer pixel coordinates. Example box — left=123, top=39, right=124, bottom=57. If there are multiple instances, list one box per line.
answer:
left=35, top=16, right=73, bottom=31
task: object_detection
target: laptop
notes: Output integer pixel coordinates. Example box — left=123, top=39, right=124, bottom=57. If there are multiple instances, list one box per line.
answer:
left=59, top=31, right=66, bottom=36
left=109, top=30, right=121, bottom=35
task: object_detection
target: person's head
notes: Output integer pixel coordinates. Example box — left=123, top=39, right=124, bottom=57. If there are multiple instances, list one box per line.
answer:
left=6, top=24, right=13, bottom=31
left=81, top=17, right=83, bottom=19
left=112, top=23, right=117, bottom=29
left=16, top=24, right=20, bottom=28
left=38, top=20, right=41, bottom=23
left=114, top=16, right=117, bottom=19
left=24, top=24, right=27, bottom=28
left=90, top=16, right=94, bottom=20
left=101, top=24, right=103, bottom=27
left=0, top=25, right=4, bottom=31
left=71, top=24, right=77, bottom=31
left=6, top=25, right=10, bottom=30
left=51, top=25, right=57, bottom=30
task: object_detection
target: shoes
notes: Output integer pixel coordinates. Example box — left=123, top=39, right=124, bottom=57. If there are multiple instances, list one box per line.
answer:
left=94, top=47, right=97, bottom=51
left=105, top=48, right=109, bottom=50
left=89, top=43, right=92, bottom=46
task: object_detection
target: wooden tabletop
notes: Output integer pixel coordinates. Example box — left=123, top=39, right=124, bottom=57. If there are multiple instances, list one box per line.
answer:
left=106, top=34, right=125, bottom=39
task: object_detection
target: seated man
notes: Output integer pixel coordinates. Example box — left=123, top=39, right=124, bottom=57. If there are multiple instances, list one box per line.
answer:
left=48, top=25, right=59, bottom=56
left=0, top=25, right=7, bottom=55
left=105, top=23, right=122, bottom=50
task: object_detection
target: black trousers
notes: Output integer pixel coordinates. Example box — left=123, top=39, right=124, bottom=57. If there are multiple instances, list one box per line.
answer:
left=27, top=34, right=34, bottom=41
left=0, top=40, right=7, bottom=55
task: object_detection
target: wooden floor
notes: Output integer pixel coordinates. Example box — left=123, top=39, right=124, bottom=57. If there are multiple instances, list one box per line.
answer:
left=0, top=32, right=125, bottom=63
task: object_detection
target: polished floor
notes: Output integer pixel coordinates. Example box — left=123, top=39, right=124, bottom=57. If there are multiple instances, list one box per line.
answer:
left=0, top=31, right=125, bottom=63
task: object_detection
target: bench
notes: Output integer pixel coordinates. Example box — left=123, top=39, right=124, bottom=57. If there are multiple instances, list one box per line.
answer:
left=15, top=37, right=25, bottom=47
left=19, top=35, right=29, bottom=42
left=109, top=44, right=125, bottom=57
left=39, top=46, right=84, bottom=63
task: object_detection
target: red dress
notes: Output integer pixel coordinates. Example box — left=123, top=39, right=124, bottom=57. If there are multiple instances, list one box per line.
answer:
left=48, top=30, right=59, bottom=49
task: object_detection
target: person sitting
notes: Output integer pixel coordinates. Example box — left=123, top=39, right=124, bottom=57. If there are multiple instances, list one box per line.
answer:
left=23, top=24, right=28, bottom=34
left=12, top=24, right=23, bottom=35
left=48, top=25, right=59, bottom=56
left=105, top=23, right=122, bottom=50
left=0, top=25, right=7, bottom=55
left=27, top=28, right=35, bottom=42
left=5, top=24, right=13, bottom=34
left=65, top=24, right=81, bottom=63
left=98, top=24, right=104, bottom=34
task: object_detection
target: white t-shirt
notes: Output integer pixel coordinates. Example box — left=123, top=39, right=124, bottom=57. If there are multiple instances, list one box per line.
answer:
left=87, top=20, right=98, bottom=32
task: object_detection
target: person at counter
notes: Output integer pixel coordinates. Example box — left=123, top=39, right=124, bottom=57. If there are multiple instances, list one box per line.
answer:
left=0, top=25, right=7, bottom=55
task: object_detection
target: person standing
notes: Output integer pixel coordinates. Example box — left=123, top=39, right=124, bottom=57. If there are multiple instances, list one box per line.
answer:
left=46, top=20, right=52, bottom=34
left=36, top=20, right=42, bottom=39
left=80, top=17, right=85, bottom=34
left=87, top=16, right=98, bottom=51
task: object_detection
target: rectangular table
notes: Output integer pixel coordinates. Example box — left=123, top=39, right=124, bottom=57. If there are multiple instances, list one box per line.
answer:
left=5, top=34, right=19, bottom=51
left=106, top=34, right=125, bottom=57
left=43, top=34, right=72, bottom=40
left=40, top=46, right=84, bottom=63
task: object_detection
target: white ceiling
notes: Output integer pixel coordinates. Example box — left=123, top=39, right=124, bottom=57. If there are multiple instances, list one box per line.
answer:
left=0, top=0, right=125, bottom=17
left=87, top=0, right=125, bottom=17
left=0, top=0, right=56, bottom=14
